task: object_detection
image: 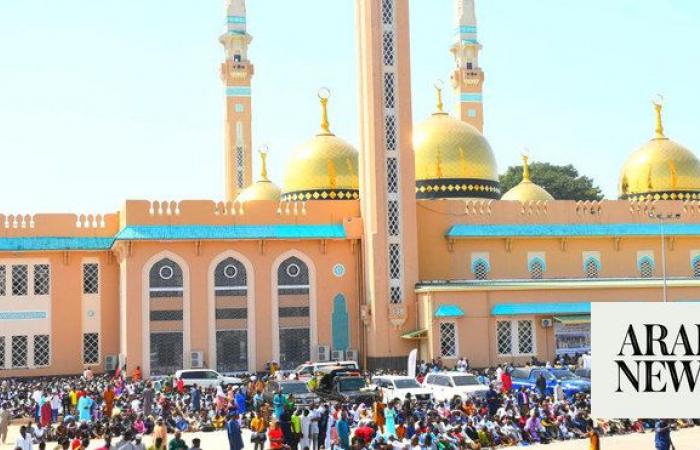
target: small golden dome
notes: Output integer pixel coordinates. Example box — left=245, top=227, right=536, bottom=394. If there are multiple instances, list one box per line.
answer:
left=413, top=84, right=500, bottom=199
left=237, top=147, right=281, bottom=202
left=619, top=99, right=700, bottom=200
left=502, top=154, right=554, bottom=202
left=281, top=90, right=359, bottom=202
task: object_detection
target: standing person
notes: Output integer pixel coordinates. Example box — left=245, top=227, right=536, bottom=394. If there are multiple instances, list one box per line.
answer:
left=103, top=385, right=115, bottom=418
left=384, top=403, right=397, bottom=438
left=167, top=431, right=187, bottom=450
left=142, top=383, right=154, bottom=418
left=190, top=385, right=201, bottom=413
left=152, top=419, right=168, bottom=449
left=250, top=411, right=267, bottom=450
left=299, top=409, right=311, bottom=450
left=654, top=419, right=675, bottom=450
left=373, top=399, right=385, bottom=435
left=336, top=413, right=350, bottom=450
left=587, top=425, right=600, bottom=450
left=268, top=421, right=284, bottom=450
left=535, top=373, right=547, bottom=398
left=77, top=392, right=94, bottom=422
left=50, top=391, right=61, bottom=424
left=226, top=413, right=244, bottom=450
left=273, top=389, right=285, bottom=419
left=0, top=403, right=10, bottom=445
left=188, top=438, right=201, bottom=450
left=500, top=369, right=512, bottom=393
left=132, top=366, right=142, bottom=382
left=15, top=425, right=34, bottom=450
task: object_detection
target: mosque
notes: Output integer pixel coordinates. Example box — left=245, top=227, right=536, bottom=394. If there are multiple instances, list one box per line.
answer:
left=2, top=0, right=700, bottom=378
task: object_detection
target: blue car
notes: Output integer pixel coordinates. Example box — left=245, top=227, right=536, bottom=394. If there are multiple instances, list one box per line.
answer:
left=510, top=367, right=590, bottom=398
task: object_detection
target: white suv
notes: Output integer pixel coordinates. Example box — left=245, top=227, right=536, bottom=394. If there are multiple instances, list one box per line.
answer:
left=174, top=369, right=243, bottom=389
left=371, top=375, right=433, bottom=404
left=422, top=371, right=489, bottom=402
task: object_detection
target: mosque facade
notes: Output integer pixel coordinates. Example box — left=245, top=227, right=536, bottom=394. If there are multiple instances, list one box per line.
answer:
left=2, top=0, right=700, bottom=378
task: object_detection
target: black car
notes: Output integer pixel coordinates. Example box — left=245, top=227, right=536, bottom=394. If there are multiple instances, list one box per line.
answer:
left=315, top=366, right=377, bottom=405
left=264, top=380, right=320, bottom=407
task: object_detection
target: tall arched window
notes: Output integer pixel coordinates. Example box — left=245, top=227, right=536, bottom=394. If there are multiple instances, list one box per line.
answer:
left=528, top=258, right=545, bottom=280
left=472, top=259, right=489, bottom=280
left=639, top=257, right=654, bottom=279
left=584, top=258, right=600, bottom=279
left=214, top=257, right=248, bottom=373
left=149, top=258, right=184, bottom=375
left=277, top=256, right=311, bottom=369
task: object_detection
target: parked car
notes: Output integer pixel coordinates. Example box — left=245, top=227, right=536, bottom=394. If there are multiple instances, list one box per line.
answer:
left=263, top=380, right=319, bottom=407
left=173, top=369, right=243, bottom=389
left=574, top=367, right=591, bottom=381
left=371, top=375, right=433, bottom=404
left=315, top=366, right=377, bottom=405
left=294, top=360, right=360, bottom=381
left=510, top=367, right=590, bottom=398
left=422, top=371, right=489, bottom=402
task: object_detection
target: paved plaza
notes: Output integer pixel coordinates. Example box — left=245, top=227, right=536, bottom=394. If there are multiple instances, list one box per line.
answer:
left=3, top=424, right=700, bottom=450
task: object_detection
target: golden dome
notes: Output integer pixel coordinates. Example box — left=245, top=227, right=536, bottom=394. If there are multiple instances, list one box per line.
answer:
left=619, top=100, right=700, bottom=200
left=501, top=154, right=554, bottom=202
left=413, top=85, right=500, bottom=199
left=236, top=148, right=281, bottom=203
left=282, top=91, right=359, bottom=201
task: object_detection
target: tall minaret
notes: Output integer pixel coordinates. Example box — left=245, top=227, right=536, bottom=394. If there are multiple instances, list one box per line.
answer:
left=450, top=0, right=484, bottom=132
left=356, top=0, right=419, bottom=368
left=220, top=0, right=254, bottom=202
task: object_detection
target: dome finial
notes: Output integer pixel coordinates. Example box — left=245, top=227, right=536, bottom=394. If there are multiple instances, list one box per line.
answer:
left=258, top=145, right=270, bottom=181
left=318, top=87, right=332, bottom=134
left=521, top=150, right=531, bottom=182
left=653, top=94, right=665, bottom=139
left=434, top=80, right=445, bottom=113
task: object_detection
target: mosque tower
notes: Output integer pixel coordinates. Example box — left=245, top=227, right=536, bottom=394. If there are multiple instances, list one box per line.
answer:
left=450, top=0, right=484, bottom=132
left=356, top=0, right=419, bottom=367
left=220, top=0, right=254, bottom=202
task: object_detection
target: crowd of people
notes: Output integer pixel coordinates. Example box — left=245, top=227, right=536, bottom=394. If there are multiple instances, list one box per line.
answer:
left=0, top=357, right=685, bottom=450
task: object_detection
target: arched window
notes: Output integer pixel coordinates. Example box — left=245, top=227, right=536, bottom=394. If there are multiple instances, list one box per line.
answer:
left=639, top=257, right=654, bottom=279
left=277, top=256, right=311, bottom=369
left=692, top=257, right=700, bottom=279
left=584, top=258, right=600, bottom=279
left=472, top=259, right=489, bottom=280
left=528, top=258, right=545, bottom=280
left=214, top=257, right=248, bottom=373
left=148, top=258, right=184, bottom=376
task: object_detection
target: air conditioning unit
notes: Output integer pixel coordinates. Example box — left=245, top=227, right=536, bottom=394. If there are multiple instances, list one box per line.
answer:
left=541, top=318, right=553, bottom=328
left=191, top=351, right=204, bottom=368
left=346, top=348, right=359, bottom=362
left=331, top=349, right=344, bottom=361
left=317, top=345, right=330, bottom=362
left=104, top=354, right=118, bottom=371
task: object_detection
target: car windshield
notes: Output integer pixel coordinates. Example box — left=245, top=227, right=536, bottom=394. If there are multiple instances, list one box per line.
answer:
left=452, top=376, right=480, bottom=386
left=535, top=371, right=556, bottom=381
left=281, top=382, right=310, bottom=394
left=551, top=369, right=577, bottom=380
left=338, top=377, right=366, bottom=392
left=394, top=379, right=421, bottom=389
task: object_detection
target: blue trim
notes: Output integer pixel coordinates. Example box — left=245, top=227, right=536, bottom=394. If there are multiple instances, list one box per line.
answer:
left=471, top=257, right=490, bottom=274
left=492, top=302, right=591, bottom=316
left=226, top=87, right=251, bottom=97
left=331, top=295, right=350, bottom=351
left=435, top=304, right=465, bottom=318
left=528, top=256, right=546, bottom=272
left=0, top=237, right=114, bottom=252
left=460, top=93, right=483, bottom=103
left=583, top=256, right=602, bottom=271
left=0, top=311, right=48, bottom=320
left=637, top=255, right=655, bottom=270
left=116, top=224, right=346, bottom=241
left=457, top=26, right=477, bottom=34
left=227, top=16, right=246, bottom=24
left=447, top=223, right=700, bottom=238
left=461, top=39, right=479, bottom=45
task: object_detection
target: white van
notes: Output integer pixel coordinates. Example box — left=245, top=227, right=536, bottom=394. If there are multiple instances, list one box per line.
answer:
left=294, top=361, right=360, bottom=381
left=422, top=371, right=489, bottom=402
left=174, top=369, right=243, bottom=389
left=371, top=375, right=433, bottom=404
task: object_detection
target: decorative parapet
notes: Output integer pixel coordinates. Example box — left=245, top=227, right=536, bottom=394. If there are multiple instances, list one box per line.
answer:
left=0, top=212, right=119, bottom=237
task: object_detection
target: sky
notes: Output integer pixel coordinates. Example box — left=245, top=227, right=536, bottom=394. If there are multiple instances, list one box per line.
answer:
left=0, top=0, right=698, bottom=213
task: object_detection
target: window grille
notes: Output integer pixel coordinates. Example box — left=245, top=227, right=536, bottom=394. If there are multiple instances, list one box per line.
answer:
left=33, top=335, right=50, bottom=366
left=0, top=337, right=4, bottom=369
left=640, top=259, right=654, bottom=278
left=693, top=258, right=700, bottom=278
left=517, top=320, right=534, bottom=354
left=0, top=265, right=5, bottom=296
left=12, top=265, right=28, bottom=296
left=388, top=200, right=400, bottom=236
left=83, top=263, right=99, bottom=294
left=389, top=244, right=401, bottom=279
left=390, top=286, right=402, bottom=304
left=384, top=116, right=397, bottom=152
left=11, top=336, right=27, bottom=368
left=83, top=333, right=100, bottom=365
left=529, top=260, right=544, bottom=279
left=150, top=332, right=183, bottom=376
left=473, top=260, right=489, bottom=280
left=383, top=73, right=396, bottom=109
left=439, top=323, right=457, bottom=357
left=236, top=146, right=245, bottom=188
left=585, top=259, right=599, bottom=278
left=279, top=328, right=310, bottom=370
left=381, top=0, right=394, bottom=25
left=33, top=264, right=50, bottom=295
left=496, top=321, right=512, bottom=355
left=382, top=31, right=395, bottom=66
left=387, top=158, right=398, bottom=193
left=216, top=330, right=248, bottom=373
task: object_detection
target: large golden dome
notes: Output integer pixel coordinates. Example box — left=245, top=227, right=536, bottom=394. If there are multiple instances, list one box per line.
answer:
left=413, top=89, right=500, bottom=199
left=281, top=93, right=359, bottom=202
left=236, top=149, right=281, bottom=203
left=619, top=101, right=700, bottom=200
left=501, top=155, right=554, bottom=202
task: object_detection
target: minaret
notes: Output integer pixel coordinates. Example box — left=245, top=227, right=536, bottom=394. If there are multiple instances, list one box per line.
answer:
left=220, top=0, right=254, bottom=202
left=450, top=0, right=484, bottom=132
left=356, top=0, right=419, bottom=368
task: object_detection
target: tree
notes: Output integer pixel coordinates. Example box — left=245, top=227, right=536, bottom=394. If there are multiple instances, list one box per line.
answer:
left=499, top=162, right=604, bottom=201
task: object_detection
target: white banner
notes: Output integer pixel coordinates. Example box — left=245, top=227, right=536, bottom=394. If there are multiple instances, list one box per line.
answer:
left=407, top=348, right=417, bottom=378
